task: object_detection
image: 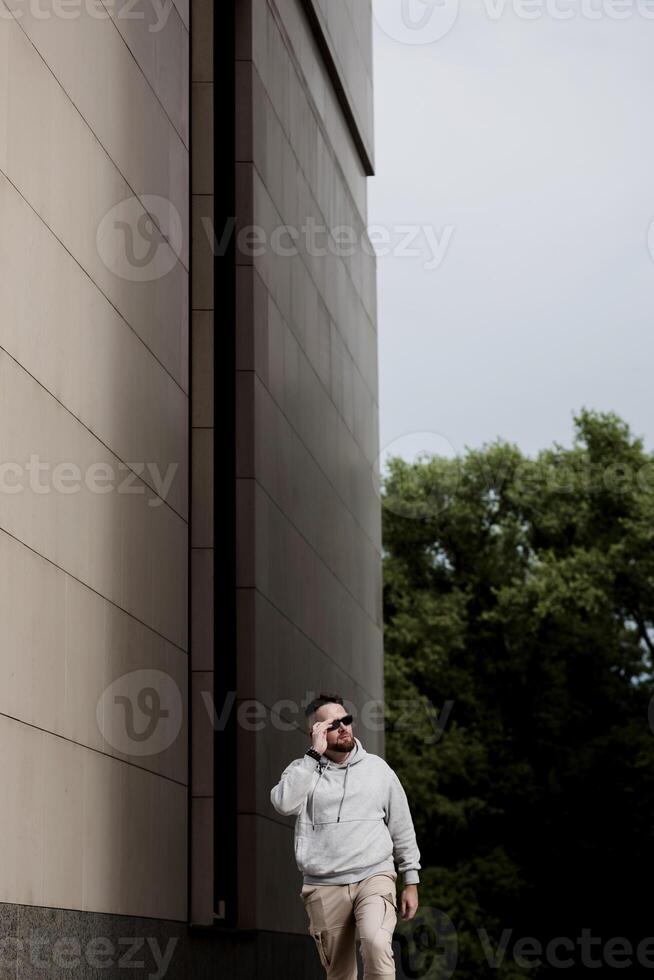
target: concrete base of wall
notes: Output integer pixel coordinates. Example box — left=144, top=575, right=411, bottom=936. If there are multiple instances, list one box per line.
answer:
left=0, top=903, right=325, bottom=979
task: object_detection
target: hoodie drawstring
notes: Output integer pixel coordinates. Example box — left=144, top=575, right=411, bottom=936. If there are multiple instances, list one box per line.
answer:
left=311, top=741, right=357, bottom=828
left=312, top=764, right=326, bottom=830
left=336, top=763, right=349, bottom=822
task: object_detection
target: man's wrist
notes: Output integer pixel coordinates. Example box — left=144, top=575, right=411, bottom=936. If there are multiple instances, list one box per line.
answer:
left=305, top=747, right=322, bottom=762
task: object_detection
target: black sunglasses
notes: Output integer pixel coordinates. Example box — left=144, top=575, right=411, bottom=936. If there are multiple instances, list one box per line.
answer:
left=328, top=714, right=353, bottom=731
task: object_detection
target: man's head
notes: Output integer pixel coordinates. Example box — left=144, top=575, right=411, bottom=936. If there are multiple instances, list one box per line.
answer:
left=305, top=693, right=356, bottom=755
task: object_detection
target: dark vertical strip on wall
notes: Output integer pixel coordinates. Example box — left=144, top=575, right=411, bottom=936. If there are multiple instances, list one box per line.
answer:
left=214, top=0, right=238, bottom=929
left=186, top=0, right=193, bottom=928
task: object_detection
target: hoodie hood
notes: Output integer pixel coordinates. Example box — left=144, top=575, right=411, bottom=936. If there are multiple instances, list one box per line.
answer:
left=311, top=736, right=367, bottom=829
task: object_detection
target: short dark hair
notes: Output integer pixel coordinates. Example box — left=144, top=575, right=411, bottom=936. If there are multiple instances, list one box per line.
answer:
left=305, top=692, right=344, bottom=719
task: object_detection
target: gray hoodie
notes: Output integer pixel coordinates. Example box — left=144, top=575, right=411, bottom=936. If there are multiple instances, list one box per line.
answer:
left=270, top=737, right=421, bottom=886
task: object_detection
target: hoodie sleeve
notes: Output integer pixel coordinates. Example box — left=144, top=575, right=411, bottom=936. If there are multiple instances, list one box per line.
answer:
left=270, top=755, right=320, bottom=816
left=384, top=771, right=421, bottom=885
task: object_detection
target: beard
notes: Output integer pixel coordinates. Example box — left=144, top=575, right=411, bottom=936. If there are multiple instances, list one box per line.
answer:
left=332, top=734, right=355, bottom=753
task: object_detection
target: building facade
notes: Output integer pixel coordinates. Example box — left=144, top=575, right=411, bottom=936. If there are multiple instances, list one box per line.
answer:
left=0, top=0, right=380, bottom=975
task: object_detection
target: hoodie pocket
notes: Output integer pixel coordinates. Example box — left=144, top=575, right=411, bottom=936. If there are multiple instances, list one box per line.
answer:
left=298, top=818, right=391, bottom=876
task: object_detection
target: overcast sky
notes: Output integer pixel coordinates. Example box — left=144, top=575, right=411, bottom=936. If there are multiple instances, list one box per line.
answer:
left=370, top=0, right=654, bottom=467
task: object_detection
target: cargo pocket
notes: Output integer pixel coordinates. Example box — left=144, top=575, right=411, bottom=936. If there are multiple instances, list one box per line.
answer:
left=381, top=892, right=397, bottom=935
left=313, top=932, right=331, bottom=969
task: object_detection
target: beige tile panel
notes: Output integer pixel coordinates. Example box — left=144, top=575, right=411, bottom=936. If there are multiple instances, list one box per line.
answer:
left=191, top=796, right=214, bottom=925
left=191, top=312, right=214, bottom=427
left=241, top=372, right=382, bottom=625
left=254, top=0, right=369, bottom=229
left=258, top=292, right=382, bottom=550
left=191, top=0, right=213, bottom=82
left=0, top=175, right=188, bottom=519
left=235, top=264, right=267, bottom=374
left=235, top=59, right=253, bottom=162
left=0, top=529, right=188, bottom=783
left=236, top=589, right=384, bottom=750
left=0, top=350, right=188, bottom=650
left=0, top=713, right=187, bottom=919
left=251, top=165, right=378, bottom=426
left=315, top=0, right=374, bottom=148
left=191, top=426, right=213, bottom=548
left=105, top=0, right=190, bottom=145
left=0, top=708, right=44, bottom=906
left=191, top=670, right=213, bottom=796
left=172, top=0, right=189, bottom=32
left=239, top=481, right=382, bottom=685
left=251, top=36, right=376, bottom=329
left=102, top=588, right=188, bottom=780
left=0, top=15, right=188, bottom=390
left=192, top=194, right=214, bottom=310
left=118, top=755, right=187, bottom=919
left=345, top=0, right=373, bottom=76
left=262, top=587, right=383, bottom=720
left=191, top=547, right=213, bottom=671
left=236, top=812, right=312, bottom=933
left=2, top=0, right=189, bottom=268
left=192, top=81, right=213, bottom=194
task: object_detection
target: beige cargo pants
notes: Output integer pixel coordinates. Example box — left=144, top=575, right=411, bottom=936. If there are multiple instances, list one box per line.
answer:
left=299, top=870, right=398, bottom=980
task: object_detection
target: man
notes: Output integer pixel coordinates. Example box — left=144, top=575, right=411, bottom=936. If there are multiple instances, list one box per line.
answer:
left=270, top=693, right=421, bottom=979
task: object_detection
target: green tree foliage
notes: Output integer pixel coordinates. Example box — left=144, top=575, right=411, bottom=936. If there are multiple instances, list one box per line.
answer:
left=383, top=410, right=654, bottom=978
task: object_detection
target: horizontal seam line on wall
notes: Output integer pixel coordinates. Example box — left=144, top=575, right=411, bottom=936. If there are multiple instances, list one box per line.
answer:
left=0, top=524, right=188, bottom=655
left=0, top=709, right=188, bottom=787
left=0, top=343, right=188, bottom=524
left=170, top=0, right=189, bottom=36
left=243, top=56, right=377, bottom=338
left=1, top=1, right=190, bottom=276
left=236, top=164, right=379, bottom=420
left=238, top=470, right=382, bottom=631
left=99, top=0, right=190, bottom=150
left=0, top=166, right=188, bottom=399
left=237, top=355, right=381, bottom=556
left=236, top=586, right=382, bottom=700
